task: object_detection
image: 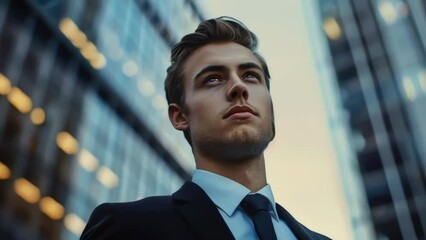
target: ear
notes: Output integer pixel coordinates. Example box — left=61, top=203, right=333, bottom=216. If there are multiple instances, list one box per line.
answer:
left=168, top=103, right=189, bottom=131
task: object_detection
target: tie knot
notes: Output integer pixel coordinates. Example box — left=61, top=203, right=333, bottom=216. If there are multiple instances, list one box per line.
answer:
left=240, top=194, right=271, bottom=217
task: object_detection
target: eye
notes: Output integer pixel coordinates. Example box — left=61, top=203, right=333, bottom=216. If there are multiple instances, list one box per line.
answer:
left=204, top=76, right=221, bottom=85
left=243, top=72, right=260, bottom=82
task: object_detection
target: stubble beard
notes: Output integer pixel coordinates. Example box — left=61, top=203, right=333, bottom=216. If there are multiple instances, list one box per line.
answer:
left=194, top=124, right=273, bottom=164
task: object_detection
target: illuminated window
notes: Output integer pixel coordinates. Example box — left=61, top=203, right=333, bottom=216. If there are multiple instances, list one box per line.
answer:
left=14, top=178, right=40, bottom=204
left=59, top=18, right=107, bottom=69
left=64, top=213, right=86, bottom=236
left=0, top=162, right=11, bottom=180
left=418, top=70, right=426, bottom=93
left=323, top=18, right=341, bottom=40
left=378, top=1, right=398, bottom=24
left=138, top=78, right=155, bottom=97
left=80, top=42, right=98, bottom=60
left=78, top=149, right=99, bottom=172
left=30, top=107, right=46, bottom=125
left=402, top=76, right=416, bottom=101
left=122, top=60, right=138, bottom=77
left=0, top=73, right=12, bottom=95
left=7, top=87, right=33, bottom=113
left=97, top=166, right=119, bottom=188
left=59, top=18, right=87, bottom=48
left=56, top=131, right=79, bottom=155
left=59, top=18, right=78, bottom=39
left=89, top=53, right=107, bottom=69
left=40, top=197, right=65, bottom=220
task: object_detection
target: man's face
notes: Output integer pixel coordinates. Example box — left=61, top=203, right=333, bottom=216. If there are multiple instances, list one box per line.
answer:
left=170, top=42, right=274, bottom=161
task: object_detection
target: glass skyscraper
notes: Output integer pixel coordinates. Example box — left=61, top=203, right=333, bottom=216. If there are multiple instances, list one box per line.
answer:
left=0, top=0, right=204, bottom=239
left=305, top=0, right=426, bottom=239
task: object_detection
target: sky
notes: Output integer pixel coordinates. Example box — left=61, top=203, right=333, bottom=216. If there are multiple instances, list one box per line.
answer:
left=201, top=1, right=352, bottom=239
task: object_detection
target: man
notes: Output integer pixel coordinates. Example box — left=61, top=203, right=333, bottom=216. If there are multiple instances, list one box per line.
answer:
left=81, top=17, right=331, bottom=240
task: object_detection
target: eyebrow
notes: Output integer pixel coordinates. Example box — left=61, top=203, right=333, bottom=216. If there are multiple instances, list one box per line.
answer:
left=238, top=62, right=264, bottom=73
left=194, top=65, right=227, bottom=80
left=193, top=62, right=264, bottom=80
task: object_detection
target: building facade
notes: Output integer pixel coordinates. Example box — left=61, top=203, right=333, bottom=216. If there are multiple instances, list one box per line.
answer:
left=0, top=0, right=204, bottom=239
left=306, top=0, right=426, bottom=239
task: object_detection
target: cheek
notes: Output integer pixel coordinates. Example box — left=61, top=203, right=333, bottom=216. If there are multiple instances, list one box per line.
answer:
left=254, top=90, right=273, bottom=112
left=260, top=96, right=274, bottom=124
left=186, top=97, right=219, bottom=124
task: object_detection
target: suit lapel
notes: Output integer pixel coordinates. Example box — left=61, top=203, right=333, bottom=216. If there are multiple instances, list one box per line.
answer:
left=172, top=182, right=235, bottom=240
left=276, top=203, right=316, bottom=240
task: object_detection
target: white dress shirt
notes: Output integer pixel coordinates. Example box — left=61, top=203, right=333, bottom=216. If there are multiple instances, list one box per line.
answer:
left=192, top=169, right=297, bottom=240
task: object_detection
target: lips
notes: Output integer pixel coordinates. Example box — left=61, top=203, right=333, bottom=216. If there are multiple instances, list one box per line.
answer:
left=223, top=105, right=257, bottom=119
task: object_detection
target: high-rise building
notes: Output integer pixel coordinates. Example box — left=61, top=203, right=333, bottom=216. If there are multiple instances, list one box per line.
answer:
left=0, top=0, right=204, bottom=239
left=305, top=0, right=426, bottom=239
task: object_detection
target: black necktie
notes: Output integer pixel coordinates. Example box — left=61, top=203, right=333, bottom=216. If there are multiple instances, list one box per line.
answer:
left=240, top=194, right=278, bottom=240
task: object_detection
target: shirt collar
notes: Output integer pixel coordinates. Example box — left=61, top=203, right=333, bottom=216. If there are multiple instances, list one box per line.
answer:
left=192, top=169, right=279, bottom=220
left=254, top=183, right=280, bottom=221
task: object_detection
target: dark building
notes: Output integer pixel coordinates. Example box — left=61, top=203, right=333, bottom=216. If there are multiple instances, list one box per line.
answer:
left=311, top=0, right=426, bottom=239
left=0, top=0, right=204, bottom=239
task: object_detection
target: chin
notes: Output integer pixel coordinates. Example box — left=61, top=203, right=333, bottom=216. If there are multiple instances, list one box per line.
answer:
left=220, top=131, right=271, bottom=161
left=227, top=128, right=259, bottom=142
left=230, top=123, right=270, bottom=138
left=224, top=126, right=273, bottom=148
left=193, top=125, right=274, bottom=160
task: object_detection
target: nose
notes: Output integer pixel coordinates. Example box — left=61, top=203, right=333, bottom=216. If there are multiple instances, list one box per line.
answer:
left=226, top=74, right=249, bottom=101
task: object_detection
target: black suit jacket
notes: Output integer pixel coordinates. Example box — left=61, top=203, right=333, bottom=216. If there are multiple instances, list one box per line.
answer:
left=81, top=181, right=331, bottom=240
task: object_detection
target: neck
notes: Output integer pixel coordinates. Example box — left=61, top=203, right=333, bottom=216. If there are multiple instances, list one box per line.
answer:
left=195, top=153, right=267, bottom=192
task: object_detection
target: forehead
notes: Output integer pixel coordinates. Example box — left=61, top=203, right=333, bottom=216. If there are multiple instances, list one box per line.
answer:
left=183, top=42, right=261, bottom=79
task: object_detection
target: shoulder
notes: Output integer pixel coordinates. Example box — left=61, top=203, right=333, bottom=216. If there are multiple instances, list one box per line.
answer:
left=275, top=204, right=332, bottom=240
left=92, top=195, right=178, bottom=222
left=103, top=195, right=174, bottom=214
left=306, top=228, right=332, bottom=240
left=80, top=195, right=182, bottom=239
left=297, top=222, right=332, bottom=240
